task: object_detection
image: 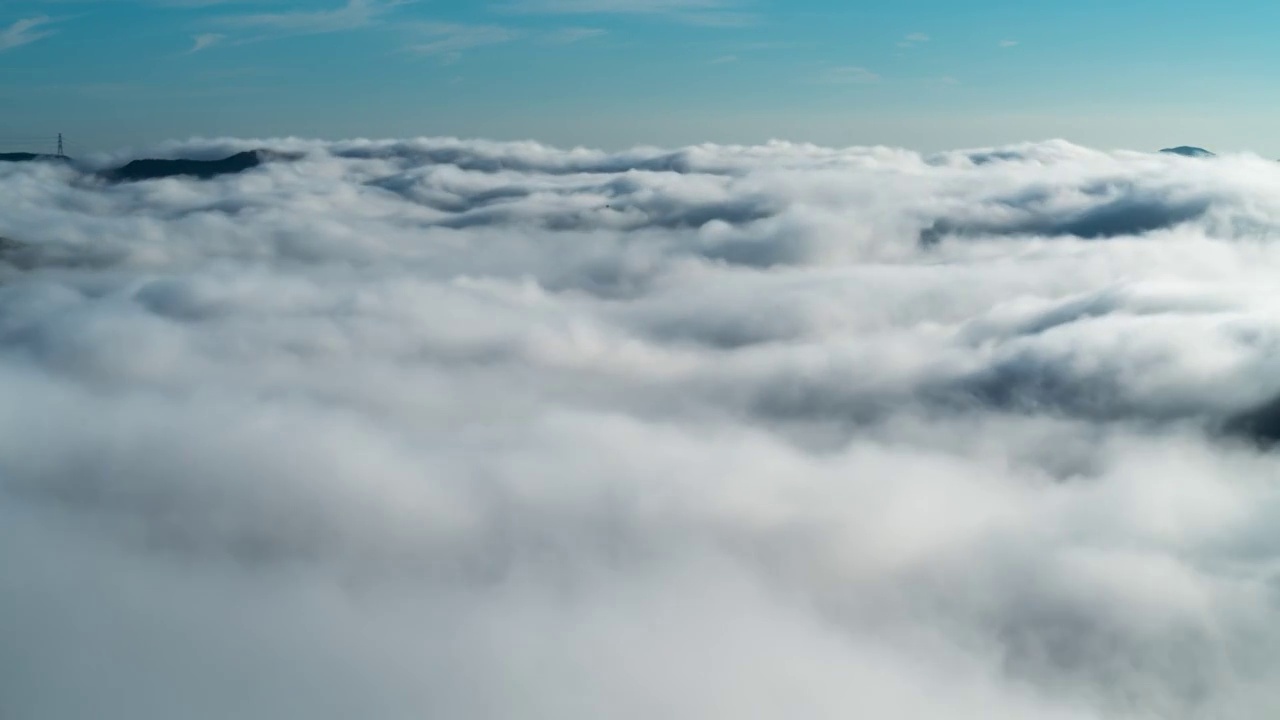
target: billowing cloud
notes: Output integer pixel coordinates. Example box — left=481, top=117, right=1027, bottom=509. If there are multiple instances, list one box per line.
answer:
left=4, top=136, right=1280, bottom=719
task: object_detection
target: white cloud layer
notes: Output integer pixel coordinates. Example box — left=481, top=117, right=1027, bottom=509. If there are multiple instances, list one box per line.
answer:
left=4, top=137, right=1280, bottom=719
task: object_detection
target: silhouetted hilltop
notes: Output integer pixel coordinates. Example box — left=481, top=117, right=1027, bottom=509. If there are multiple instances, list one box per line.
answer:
left=4, top=147, right=300, bottom=179
left=1160, top=146, right=1215, bottom=158
left=105, top=149, right=296, bottom=181
left=0, top=153, right=71, bottom=163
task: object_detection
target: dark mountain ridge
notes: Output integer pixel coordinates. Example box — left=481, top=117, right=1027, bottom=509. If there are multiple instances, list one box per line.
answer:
left=104, top=149, right=300, bottom=181
left=1, top=148, right=299, bottom=180
left=1160, top=146, right=1215, bottom=157
left=0, top=153, right=72, bottom=163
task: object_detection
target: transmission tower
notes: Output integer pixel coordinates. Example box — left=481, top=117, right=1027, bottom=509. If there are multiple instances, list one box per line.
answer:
left=57, top=133, right=64, bottom=157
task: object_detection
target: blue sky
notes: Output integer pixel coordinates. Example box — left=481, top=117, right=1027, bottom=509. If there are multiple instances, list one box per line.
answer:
left=2, top=0, right=1279, bottom=153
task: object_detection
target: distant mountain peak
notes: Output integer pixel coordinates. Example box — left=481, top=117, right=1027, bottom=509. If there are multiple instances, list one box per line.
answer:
left=1160, top=146, right=1215, bottom=158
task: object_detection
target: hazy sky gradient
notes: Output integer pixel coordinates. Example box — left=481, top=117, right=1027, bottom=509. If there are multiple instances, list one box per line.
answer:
left=2, top=0, right=1278, bottom=153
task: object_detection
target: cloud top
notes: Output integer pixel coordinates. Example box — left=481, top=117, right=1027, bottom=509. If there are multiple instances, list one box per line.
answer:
left=4, top=136, right=1280, bottom=719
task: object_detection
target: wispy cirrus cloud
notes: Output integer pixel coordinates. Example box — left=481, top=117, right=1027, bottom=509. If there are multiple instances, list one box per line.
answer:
left=407, top=22, right=519, bottom=62
left=504, top=0, right=727, bottom=10
left=816, top=65, right=880, bottom=84
left=217, top=0, right=405, bottom=36
left=500, top=0, right=756, bottom=27
left=0, top=16, right=56, bottom=52
left=188, top=32, right=224, bottom=53
left=897, top=31, right=928, bottom=48
left=152, top=0, right=267, bottom=7
left=999, top=39, right=1019, bottom=47
left=542, top=26, right=607, bottom=44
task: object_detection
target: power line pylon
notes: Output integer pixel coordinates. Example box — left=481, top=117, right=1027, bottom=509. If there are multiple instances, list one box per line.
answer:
left=57, top=133, right=64, bottom=158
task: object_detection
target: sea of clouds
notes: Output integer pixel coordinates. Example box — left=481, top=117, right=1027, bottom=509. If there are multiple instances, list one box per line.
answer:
left=4, top=137, right=1280, bottom=719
